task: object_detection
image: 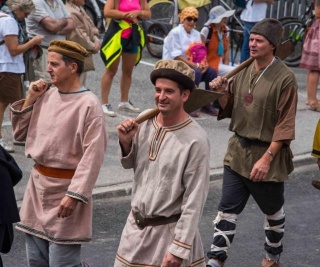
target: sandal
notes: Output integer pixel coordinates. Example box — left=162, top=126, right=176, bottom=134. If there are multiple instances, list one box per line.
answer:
left=306, top=99, right=320, bottom=106
left=308, top=102, right=320, bottom=112
left=262, top=257, right=280, bottom=267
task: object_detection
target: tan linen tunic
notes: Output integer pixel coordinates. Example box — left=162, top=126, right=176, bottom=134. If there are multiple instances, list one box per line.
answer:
left=10, top=86, right=107, bottom=244
left=220, top=58, right=297, bottom=182
left=115, top=117, right=210, bottom=267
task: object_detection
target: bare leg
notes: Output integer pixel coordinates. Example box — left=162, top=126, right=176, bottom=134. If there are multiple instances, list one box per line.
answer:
left=307, top=70, right=320, bottom=108
left=0, top=102, right=8, bottom=139
left=100, top=57, right=121, bottom=105
left=120, top=52, right=137, bottom=102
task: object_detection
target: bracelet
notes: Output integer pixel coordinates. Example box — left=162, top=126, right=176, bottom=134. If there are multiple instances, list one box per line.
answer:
left=196, top=63, right=200, bottom=69
left=266, top=150, right=274, bottom=158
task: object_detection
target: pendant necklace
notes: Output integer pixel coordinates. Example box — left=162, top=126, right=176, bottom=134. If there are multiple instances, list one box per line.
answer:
left=245, top=57, right=275, bottom=106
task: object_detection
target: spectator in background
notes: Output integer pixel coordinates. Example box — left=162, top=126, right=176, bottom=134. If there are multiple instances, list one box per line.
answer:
left=311, top=119, right=320, bottom=190
left=65, top=0, right=100, bottom=86
left=163, top=6, right=217, bottom=117
left=300, top=0, right=320, bottom=111
left=25, top=0, right=75, bottom=82
left=0, top=0, right=43, bottom=152
left=200, top=5, right=235, bottom=76
left=240, top=0, right=275, bottom=63
left=100, top=0, right=151, bottom=117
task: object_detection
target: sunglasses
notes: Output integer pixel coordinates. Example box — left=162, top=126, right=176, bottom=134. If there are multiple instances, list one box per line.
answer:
left=186, top=17, right=198, bottom=23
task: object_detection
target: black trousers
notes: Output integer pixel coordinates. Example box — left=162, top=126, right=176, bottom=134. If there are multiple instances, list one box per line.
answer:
left=207, top=166, right=285, bottom=262
left=219, top=166, right=284, bottom=215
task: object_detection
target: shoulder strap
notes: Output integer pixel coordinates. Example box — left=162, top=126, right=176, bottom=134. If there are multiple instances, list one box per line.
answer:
left=205, top=26, right=213, bottom=47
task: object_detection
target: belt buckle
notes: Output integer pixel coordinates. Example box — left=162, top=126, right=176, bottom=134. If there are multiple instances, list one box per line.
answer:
left=134, top=211, right=146, bottom=230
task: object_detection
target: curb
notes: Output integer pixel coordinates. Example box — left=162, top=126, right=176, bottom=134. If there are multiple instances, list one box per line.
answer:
left=92, top=152, right=315, bottom=200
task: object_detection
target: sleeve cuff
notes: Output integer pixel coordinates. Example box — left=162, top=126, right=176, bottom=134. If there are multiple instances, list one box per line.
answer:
left=168, top=240, right=191, bottom=260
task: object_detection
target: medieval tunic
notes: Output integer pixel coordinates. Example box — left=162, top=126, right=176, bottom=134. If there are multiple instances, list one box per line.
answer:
left=219, top=58, right=298, bottom=182
left=10, top=86, right=107, bottom=244
left=115, top=117, right=210, bottom=267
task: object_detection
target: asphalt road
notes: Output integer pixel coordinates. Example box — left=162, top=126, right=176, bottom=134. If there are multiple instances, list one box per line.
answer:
left=2, top=163, right=320, bottom=267
left=1, top=46, right=319, bottom=267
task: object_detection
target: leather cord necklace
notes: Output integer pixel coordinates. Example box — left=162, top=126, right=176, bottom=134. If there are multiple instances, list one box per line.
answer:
left=244, top=57, right=275, bottom=106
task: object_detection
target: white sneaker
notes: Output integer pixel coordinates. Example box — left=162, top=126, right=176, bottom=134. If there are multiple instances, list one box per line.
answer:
left=118, top=101, right=141, bottom=113
left=102, top=104, right=116, bottom=117
left=0, top=138, right=15, bottom=153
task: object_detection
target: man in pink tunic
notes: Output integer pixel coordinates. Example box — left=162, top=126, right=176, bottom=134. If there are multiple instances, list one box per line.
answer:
left=10, top=40, right=107, bottom=267
left=116, top=60, right=210, bottom=267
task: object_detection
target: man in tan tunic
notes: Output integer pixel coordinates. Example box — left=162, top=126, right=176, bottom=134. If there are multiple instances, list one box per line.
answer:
left=116, top=60, right=210, bottom=267
left=10, top=40, right=107, bottom=267
left=206, top=19, right=298, bottom=267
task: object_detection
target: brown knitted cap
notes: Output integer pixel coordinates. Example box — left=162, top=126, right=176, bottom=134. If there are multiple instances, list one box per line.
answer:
left=150, top=60, right=196, bottom=91
left=48, top=40, right=88, bottom=62
left=250, top=18, right=283, bottom=47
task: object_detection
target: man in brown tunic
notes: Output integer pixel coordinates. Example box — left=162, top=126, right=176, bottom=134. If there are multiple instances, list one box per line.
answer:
left=116, top=60, right=210, bottom=267
left=206, top=19, right=298, bottom=267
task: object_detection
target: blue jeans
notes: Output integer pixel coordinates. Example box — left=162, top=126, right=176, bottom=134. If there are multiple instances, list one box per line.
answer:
left=240, top=21, right=257, bottom=63
left=194, top=67, right=217, bottom=90
left=25, top=234, right=82, bottom=267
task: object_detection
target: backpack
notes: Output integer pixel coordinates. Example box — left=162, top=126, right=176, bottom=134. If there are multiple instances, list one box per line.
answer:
left=186, top=42, right=207, bottom=64
left=233, top=0, right=248, bottom=9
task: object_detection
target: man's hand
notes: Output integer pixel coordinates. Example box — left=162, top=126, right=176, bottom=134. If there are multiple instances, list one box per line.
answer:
left=58, top=196, right=79, bottom=218
left=209, top=76, right=228, bottom=93
left=92, top=39, right=101, bottom=54
left=117, top=118, right=139, bottom=156
left=21, top=79, right=49, bottom=109
left=249, top=154, right=272, bottom=182
left=161, top=252, right=183, bottom=267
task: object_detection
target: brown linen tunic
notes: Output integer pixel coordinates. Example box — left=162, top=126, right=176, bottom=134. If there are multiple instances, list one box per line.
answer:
left=219, top=58, right=298, bottom=182
left=115, top=117, right=210, bottom=267
left=10, top=86, right=107, bottom=244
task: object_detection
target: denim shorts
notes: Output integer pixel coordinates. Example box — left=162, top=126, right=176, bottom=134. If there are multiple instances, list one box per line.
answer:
left=121, top=38, right=138, bottom=54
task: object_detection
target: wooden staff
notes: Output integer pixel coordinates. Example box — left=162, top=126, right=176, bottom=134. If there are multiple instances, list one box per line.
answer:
left=135, top=40, right=295, bottom=124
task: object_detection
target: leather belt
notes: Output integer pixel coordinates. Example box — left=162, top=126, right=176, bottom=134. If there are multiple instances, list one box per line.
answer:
left=235, top=133, right=270, bottom=148
left=34, top=163, right=75, bottom=179
left=132, top=210, right=181, bottom=230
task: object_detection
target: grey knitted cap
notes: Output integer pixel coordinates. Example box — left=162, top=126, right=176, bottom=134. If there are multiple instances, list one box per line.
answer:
left=250, top=18, right=283, bottom=47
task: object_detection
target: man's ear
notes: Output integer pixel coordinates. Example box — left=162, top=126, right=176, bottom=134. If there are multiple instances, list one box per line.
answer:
left=70, top=62, right=78, bottom=73
left=182, top=89, right=191, bottom=103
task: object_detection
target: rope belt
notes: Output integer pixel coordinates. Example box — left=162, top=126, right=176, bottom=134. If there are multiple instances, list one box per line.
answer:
left=34, top=163, right=75, bottom=179
left=132, top=210, right=181, bottom=230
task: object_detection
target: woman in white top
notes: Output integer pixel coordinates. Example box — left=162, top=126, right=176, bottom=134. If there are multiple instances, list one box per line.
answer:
left=0, top=0, right=43, bottom=152
left=163, top=6, right=217, bottom=117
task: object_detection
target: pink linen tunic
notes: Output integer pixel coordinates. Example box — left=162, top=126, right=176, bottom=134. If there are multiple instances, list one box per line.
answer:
left=115, top=117, right=210, bottom=267
left=10, top=86, right=107, bottom=244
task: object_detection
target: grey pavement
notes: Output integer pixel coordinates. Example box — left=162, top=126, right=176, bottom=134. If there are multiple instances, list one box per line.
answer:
left=2, top=50, right=319, bottom=203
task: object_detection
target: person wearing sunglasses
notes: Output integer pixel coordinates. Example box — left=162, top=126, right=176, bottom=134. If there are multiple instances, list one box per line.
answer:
left=163, top=6, right=217, bottom=117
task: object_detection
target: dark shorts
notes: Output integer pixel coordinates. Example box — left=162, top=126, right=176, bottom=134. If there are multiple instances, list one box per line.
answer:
left=0, top=72, right=23, bottom=104
left=219, top=166, right=284, bottom=215
left=121, top=38, right=138, bottom=54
